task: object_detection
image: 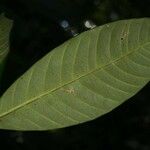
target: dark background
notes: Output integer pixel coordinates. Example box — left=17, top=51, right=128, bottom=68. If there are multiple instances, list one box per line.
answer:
left=0, top=0, right=150, bottom=149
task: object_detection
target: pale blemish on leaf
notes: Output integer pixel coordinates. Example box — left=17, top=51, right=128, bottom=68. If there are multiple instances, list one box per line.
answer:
left=121, top=24, right=129, bottom=41
left=63, top=87, right=75, bottom=95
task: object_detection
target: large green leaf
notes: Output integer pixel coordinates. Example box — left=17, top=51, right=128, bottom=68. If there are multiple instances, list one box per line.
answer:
left=0, top=14, right=12, bottom=78
left=0, top=18, right=150, bottom=131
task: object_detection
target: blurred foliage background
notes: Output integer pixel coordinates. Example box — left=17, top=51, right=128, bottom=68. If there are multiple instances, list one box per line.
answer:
left=0, top=0, right=150, bottom=150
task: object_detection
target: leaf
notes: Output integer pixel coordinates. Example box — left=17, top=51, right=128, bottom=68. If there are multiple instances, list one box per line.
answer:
left=0, top=18, right=150, bottom=131
left=0, top=14, right=13, bottom=78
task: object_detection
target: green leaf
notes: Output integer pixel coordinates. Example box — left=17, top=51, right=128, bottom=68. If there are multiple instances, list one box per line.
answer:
left=0, top=14, right=13, bottom=78
left=0, top=18, right=150, bottom=131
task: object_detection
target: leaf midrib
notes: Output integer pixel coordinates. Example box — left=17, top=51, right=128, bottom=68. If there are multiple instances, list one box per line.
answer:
left=0, top=42, right=150, bottom=119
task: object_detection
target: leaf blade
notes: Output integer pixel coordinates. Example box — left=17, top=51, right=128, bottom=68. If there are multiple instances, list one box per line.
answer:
left=0, top=18, right=150, bottom=131
left=0, top=14, right=12, bottom=79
